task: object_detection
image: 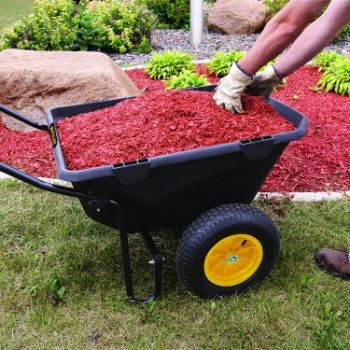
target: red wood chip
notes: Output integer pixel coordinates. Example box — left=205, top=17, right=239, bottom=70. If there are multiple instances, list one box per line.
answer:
left=262, top=66, right=350, bottom=192
left=57, top=90, right=293, bottom=171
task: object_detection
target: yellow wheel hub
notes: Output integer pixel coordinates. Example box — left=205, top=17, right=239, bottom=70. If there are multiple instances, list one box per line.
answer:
left=204, top=233, right=263, bottom=287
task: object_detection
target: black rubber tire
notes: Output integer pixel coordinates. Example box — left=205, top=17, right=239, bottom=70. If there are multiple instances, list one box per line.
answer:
left=175, top=203, right=280, bottom=298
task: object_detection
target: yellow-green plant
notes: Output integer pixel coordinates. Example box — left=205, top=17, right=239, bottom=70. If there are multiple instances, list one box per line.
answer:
left=312, top=51, right=344, bottom=72
left=146, top=50, right=195, bottom=79
left=208, top=50, right=247, bottom=77
left=264, top=0, right=288, bottom=14
left=317, top=57, right=350, bottom=95
left=87, top=0, right=156, bottom=53
left=165, top=70, right=209, bottom=90
left=0, top=0, right=77, bottom=51
left=0, top=0, right=156, bottom=53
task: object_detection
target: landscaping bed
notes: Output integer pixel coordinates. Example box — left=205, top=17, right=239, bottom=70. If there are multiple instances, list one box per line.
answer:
left=0, top=65, right=349, bottom=192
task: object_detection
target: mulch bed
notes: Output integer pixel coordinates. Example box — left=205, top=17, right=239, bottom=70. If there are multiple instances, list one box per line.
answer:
left=0, top=65, right=349, bottom=192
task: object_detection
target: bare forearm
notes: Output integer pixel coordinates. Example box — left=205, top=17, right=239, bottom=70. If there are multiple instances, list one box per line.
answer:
left=275, top=0, right=350, bottom=76
left=239, top=0, right=329, bottom=75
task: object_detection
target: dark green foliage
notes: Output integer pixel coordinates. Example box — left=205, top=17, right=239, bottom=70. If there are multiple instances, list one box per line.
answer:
left=141, top=0, right=190, bottom=30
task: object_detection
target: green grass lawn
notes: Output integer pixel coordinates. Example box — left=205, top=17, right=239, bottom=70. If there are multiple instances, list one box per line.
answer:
left=0, top=0, right=33, bottom=29
left=0, top=180, right=350, bottom=349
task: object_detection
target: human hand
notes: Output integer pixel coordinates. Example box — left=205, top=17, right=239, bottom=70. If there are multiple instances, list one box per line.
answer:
left=246, top=65, right=282, bottom=98
left=212, top=63, right=252, bottom=113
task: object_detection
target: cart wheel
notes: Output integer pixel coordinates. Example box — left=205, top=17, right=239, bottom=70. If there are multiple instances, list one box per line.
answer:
left=176, top=203, right=279, bottom=298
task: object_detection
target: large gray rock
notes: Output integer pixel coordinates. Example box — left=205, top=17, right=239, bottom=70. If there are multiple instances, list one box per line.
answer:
left=0, top=49, right=141, bottom=131
left=208, top=0, right=270, bottom=35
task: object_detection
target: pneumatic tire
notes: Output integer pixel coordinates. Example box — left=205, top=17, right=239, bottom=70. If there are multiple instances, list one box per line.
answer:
left=176, top=203, right=280, bottom=298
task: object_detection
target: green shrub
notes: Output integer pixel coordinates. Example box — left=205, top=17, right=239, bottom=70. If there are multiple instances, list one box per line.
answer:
left=72, top=11, right=103, bottom=51
left=88, top=0, right=156, bottom=53
left=165, top=70, right=209, bottom=90
left=141, top=0, right=190, bottom=30
left=208, top=51, right=247, bottom=77
left=0, top=0, right=156, bottom=53
left=146, top=50, right=195, bottom=79
left=0, top=0, right=77, bottom=51
left=317, top=58, right=350, bottom=96
left=312, top=50, right=343, bottom=72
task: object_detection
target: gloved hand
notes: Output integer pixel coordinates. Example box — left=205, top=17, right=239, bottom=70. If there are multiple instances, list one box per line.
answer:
left=246, top=65, right=283, bottom=98
left=212, top=62, right=252, bottom=113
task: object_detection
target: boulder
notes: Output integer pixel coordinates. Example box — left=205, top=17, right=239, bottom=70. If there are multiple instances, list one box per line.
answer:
left=208, top=0, right=270, bottom=35
left=0, top=49, right=141, bottom=131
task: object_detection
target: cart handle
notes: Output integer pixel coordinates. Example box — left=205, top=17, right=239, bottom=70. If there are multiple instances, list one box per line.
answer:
left=0, top=104, right=117, bottom=206
left=0, top=162, right=118, bottom=206
left=0, top=104, right=48, bottom=131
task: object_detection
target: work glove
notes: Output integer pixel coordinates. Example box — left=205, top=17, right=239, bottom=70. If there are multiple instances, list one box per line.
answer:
left=246, top=65, right=283, bottom=98
left=212, top=62, right=252, bottom=113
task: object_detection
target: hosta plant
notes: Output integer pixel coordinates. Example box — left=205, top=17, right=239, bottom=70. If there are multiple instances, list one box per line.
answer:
left=312, top=51, right=344, bottom=72
left=208, top=50, right=277, bottom=77
left=165, top=70, right=209, bottom=90
left=208, top=50, right=246, bottom=77
left=317, top=58, right=350, bottom=96
left=146, top=50, right=195, bottom=79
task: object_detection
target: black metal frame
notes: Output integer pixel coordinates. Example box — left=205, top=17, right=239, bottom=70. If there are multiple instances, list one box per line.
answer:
left=0, top=105, right=163, bottom=303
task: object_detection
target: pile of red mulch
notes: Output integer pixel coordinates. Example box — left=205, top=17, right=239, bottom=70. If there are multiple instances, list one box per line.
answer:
left=58, top=90, right=293, bottom=170
left=0, top=121, right=56, bottom=177
left=262, top=66, right=350, bottom=192
left=0, top=65, right=349, bottom=192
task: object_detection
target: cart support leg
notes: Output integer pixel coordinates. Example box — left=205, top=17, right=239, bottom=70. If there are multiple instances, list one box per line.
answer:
left=119, top=229, right=164, bottom=304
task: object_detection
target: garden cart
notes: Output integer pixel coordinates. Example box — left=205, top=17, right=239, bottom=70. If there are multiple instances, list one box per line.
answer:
left=0, top=85, right=309, bottom=303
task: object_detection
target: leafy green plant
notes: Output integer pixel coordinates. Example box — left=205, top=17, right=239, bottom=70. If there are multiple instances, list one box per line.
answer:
left=312, top=51, right=343, bottom=72
left=208, top=50, right=247, bottom=77
left=135, top=36, right=152, bottom=53
left=165, top=70, right=209, bottom=90
left=317, top=57, right=350, bottom=96
left=72, top=10, right=103, bottom=51
left=88, top=0, right=157, bottom=53
left=0, top=0, right=77, bottom=51
left=0, top=0, right=156, bottom=53
left=146, top=50, right=195, bottom=79
left=50, top=277, right=66, bottom=304
left=141, top=0, right=190, bottom=30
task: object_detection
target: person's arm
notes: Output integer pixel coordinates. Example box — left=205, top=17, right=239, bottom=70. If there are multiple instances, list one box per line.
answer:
left=213, top=0, right=330, bottom=112
left=274, top=0, right=350, bottom=77
left=239, top=0, right=330, bottom=75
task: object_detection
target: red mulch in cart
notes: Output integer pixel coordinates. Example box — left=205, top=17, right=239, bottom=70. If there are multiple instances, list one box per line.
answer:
left=57, top=90, right=294, bottom=170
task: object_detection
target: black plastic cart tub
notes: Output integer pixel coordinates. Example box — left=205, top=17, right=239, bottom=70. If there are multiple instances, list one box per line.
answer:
left=0, top=85, right=309, bottom=303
